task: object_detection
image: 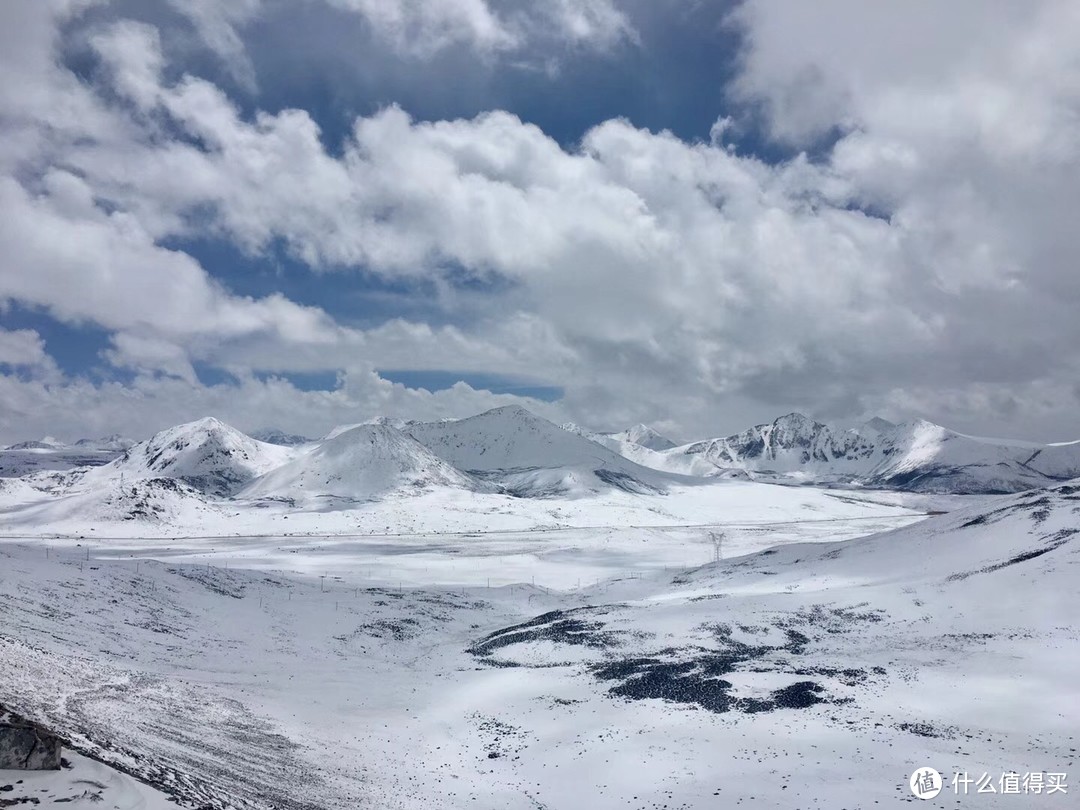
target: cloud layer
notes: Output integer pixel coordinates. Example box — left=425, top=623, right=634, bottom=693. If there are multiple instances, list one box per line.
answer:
left=0, top=0, right=1077, bottom=443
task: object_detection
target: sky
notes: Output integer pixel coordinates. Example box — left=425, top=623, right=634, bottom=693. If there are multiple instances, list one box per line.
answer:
left=1, top=0, right=1079, bottom=445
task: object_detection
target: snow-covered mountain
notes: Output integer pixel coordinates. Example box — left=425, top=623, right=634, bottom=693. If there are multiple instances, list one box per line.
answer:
left=559, top=421, right=683, bottom=475
left=407, top=405, right=675, bottom=496
left=321, top=416, right=419, bottom=442
left=651, top=412, right=1080, bottom=493
left=248, top=428, right=311, bottom=447
left=610, top=423, right=677, bottom=451
left=241, top=424, right=490, bottom=502
left=73, top=434, right=136, bottom=451
left=5, top=436, right=68, bottom=451
left=83, top=417, right=296, bottom=497
left=4, top=408, right=1075, bottom=508
left=0, top=440, right=125, bottom=478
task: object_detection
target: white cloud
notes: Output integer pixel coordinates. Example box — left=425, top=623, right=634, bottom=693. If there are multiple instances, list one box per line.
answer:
left=313, top=0, right=638, bottom=57
left=0, top=171, right=340, bottom=346
left=166, top=0, right=261, bottom=91
left=323, top=0, right=518, bottom=56
left=160, top=0, right=637, bottom=77
left=0, top=366, right=567, bottom=445
left=536, top=0, right=637, bottom=49
left=0, top=1, right=1078, bottom=443
left=0, top=328, right=50, bottom=369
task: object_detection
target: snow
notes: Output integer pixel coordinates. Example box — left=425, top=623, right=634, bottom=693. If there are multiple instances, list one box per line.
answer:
left=608, top=424, right=677, bottom=451
left=0, top=407, right=1076, bottom=808
left=406, top=405, right=677, bottom=496
left=4, top=437, right=67, bottom=451
left=0, top=446, right=122, bottom=478
left=72, top=434, right=135, bottom=452
left=633, top=412, right=1080, bottom=493
left=247, top=428, right=311, bottom=447
left=0, top=751, right=176, bottom=809
left=0, top=480, right=1074, bottom=808
left=80, top=417, right=297, bottom=497
left=241, top=423, right=490, bottom=502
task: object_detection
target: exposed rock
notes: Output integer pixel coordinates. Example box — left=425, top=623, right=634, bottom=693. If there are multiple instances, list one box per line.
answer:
left=0, top=715, right=63, bottom=770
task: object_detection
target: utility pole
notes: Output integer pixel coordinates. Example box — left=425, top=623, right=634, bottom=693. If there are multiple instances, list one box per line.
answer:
left=710, top=531, right=725, bottom=564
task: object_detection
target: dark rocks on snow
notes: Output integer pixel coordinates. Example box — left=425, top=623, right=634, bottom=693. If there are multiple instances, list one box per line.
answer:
left=0, top=711, right=62, bottom=771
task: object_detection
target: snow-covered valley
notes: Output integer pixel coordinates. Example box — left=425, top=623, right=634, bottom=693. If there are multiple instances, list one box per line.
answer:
left=0, top=408, right=1077, bottom=808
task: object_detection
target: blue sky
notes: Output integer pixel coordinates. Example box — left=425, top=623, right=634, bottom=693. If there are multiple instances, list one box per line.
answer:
left=1, top=1, right=1078, bottom=443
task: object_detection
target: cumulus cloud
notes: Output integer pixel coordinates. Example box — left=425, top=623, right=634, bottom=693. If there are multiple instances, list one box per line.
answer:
left=0, top=365, right=566, bottom=445
left=0, top=328, right=51, bottom=369
left=322, top=0, right=517, bottom=56
left=0, top=0, right=1078, bottom=443
left=163, top=0, right=637, bottom=76
left=166, top=0, right=261, bottom=90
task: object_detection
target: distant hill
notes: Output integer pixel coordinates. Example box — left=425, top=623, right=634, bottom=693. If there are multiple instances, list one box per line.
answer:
left=406, top=405, right=675, bottom=497
left=241, top=424, right=491, bottom=502
left=640, top=413, right=1080, bottom=494
left=82, top=417, right=296, bottom=497
left=248, top=428, right=312, bottom=447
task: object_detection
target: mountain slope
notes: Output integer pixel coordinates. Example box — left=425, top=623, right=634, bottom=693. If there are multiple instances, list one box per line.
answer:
left=651, top=413, right=1080, bottom=493
left=82, top=417, right=295, bottom=497
left=0, top=446, right=124, bottom=478
left=4, top=437, right=67, bottom=451
left=610, top=424, right=677, bottom=451
left=73, top=434, right=135, bottom=451
left=407, top=406, right=676, bottom=497
left=241, top=424, right=489, bottom=502
left=248, top=429, right=311, bottom=447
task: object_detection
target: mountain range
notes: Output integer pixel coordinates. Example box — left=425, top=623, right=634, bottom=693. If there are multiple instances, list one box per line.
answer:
left=657, top=412, right=1080, bottom=494
left=2, top=409, right=1078, bottom=513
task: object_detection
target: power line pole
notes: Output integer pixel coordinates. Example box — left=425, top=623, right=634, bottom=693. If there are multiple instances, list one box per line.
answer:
left=711, top=531, right=725, bottom=564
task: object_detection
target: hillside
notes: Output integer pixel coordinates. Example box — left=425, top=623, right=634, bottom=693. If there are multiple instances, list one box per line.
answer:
left=406, top=406, right=676, bottom=496
left=81, top=417, right=296, bottom=497
left=648, top=413, right=1080, bottom=493
left=0, top=448, right=122, bottom=478
left=241, top=424, right=490, bottom=502
left=609, top=423, right=677, bottom=451
left=248, top=429, right=311, bottom=447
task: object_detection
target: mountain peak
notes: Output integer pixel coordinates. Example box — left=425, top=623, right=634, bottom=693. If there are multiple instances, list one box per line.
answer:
left=242, top=422, right=484, bottom=500
left=771, top=412, right=819, bottom=429
left=183, top=416, right=229, bottom=432
left=96, top=417, right=293, bottom=497
left=482, top=404, right=536, bottom=419
left=613, top=424, right=677, bottom=451
left=5, top=437, right=68, bottom=451
left=860, top=416, right=897, bottom=434
left=249, top=428, right=311, bottom=446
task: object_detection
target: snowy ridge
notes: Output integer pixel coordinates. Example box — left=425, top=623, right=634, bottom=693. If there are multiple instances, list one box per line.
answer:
left=321, top=416, right=419, bottom=441
left=0, top=445, right=125, bottom=479
left=648, top=412, right=1080, bottom=493
left=560, top=421, right=680, bottom=474
left=407, top=405, right=675, bottom=496
left=83, top=417, right=296, bottom=497
left=248, top=428, right=311, bottom=447
left=241, top=424, right=491, bottom=502
left=1, top=476, right=224, bottom=529
left=4, top=436, right=67, bottom=451
left=73, top=434, right=136, bottom=451
left=609, top=423, right=677, bottom=451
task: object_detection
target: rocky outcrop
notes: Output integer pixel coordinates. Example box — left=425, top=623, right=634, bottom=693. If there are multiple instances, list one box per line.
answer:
left=0, top=711, right=62, bottom=770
